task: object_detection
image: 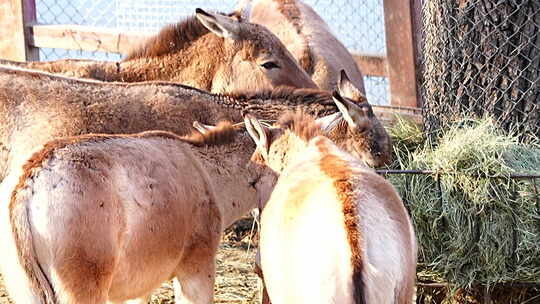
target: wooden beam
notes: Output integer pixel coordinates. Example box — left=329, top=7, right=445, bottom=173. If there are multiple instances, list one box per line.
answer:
left=29, top=24, right=391, bottom=78
left=352, top=54, right=387, bottom=77
left=0, top=0, right=39, bottom=61
left=30, top=24, right=152, bottom=55
left=383, top=0, right=420, bottom=107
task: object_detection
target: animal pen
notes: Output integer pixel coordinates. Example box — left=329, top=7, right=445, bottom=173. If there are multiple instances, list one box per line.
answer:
left=0, top=0, right=539, bottom=303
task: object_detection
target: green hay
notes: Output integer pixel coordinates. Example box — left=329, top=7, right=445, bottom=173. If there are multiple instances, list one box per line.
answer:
left=386, top=117, right=540, bottom=289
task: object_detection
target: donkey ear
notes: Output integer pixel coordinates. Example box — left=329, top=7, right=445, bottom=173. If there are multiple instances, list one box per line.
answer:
left=244, top=115, right=269, bottom=161
left=337, top=70, right=366, bottom=101
left=333, top=91, right=372, bottom=132
left=315, top=113, right=340, bottom=134
left=332, top=91, right=357, bottom=128
left=196, top=8, right=241, bottom=40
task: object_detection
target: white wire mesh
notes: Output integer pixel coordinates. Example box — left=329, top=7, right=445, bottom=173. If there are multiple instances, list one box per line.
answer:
left=35, top=0, right=389, bottom=104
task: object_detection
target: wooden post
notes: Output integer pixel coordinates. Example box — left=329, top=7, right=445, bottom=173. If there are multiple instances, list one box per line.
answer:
left=0, top=0, right=39, bottom=61
left=383, top=0, right=420, bottom=107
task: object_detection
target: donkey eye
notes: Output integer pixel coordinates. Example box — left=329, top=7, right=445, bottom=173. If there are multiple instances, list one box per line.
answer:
left=261, top=61, right=280, bottom=70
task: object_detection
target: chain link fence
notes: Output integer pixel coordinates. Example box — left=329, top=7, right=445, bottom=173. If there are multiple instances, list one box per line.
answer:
left=34, top=0, right=389, bottom=104
left=422, top=0, right=540, bottom=142
left=36, top=0, right=121, bottom=60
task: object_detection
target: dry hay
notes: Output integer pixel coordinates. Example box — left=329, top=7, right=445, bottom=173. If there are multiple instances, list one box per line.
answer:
left=387, top=116, right=540, bottom=303
left=0, top=276, right=11, bottom=304
left=0, top=217, right=261, bottom=304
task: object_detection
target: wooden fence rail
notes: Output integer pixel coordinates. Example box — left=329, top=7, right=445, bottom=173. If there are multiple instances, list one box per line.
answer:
left=0, top=0, right=422, bottom=109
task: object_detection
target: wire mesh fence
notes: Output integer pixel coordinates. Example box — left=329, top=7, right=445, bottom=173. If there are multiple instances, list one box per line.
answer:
left=36, top=0, right=121, bottom=60
left=34, top=0, right=389, bottom=104
left=422, top=0, right=540, bottom=142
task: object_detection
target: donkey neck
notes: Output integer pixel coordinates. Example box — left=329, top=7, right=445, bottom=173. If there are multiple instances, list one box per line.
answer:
left=251, top=0, right=313, bottom=74
left=117, top=34, right=227, bottom=90
left=190, top=134, right=259, bottom=230
left=267, top=132, right=315, bottom=174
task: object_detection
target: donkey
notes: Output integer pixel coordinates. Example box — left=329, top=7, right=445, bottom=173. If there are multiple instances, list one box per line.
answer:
left=0, top=86, right=390, bottom=303
left=0, top=124, right=275, bottom=304
left=238, top=0, right=366, bottom=95
left=244, top=111, right=417, bottom=304
left=0, top=8, right=316, bottom=93
left=0, top=66, right=391, bottom=186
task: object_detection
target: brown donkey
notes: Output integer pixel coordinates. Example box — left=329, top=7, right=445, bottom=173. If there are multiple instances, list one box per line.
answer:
left=0, top=90, right=388, bottom=303
left=0, top=126, right=270, bottom=304
left=239, top=0, right=366, bottom=94
left=0, top=66, right=391, bottom=186
left=0, top=8, right=316, bottom=93
left=244, top=112, right=417, bottom=304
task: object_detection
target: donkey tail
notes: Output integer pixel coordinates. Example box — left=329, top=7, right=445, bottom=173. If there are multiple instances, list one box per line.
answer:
left=8, top=185, right=56, bottom=304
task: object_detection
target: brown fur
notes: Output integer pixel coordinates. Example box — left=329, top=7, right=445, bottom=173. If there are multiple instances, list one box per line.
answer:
left=273, top=0, right=314, bottom=74
left=254, top=112, right=414, bottom=303
left=0, top=66, right=390, bottom=184
left=125, top=16, right=210, bottom=60
left=276, top=110, right=323, bottom=142
left=359, top=172, right=418, bottom=303
left=231, top=86, right=328, bottom=102
left=181, top=121, right=238, bottom=146
left=11, top=126, right=237, bottom=196
left=6, top=126, right=247, bottom=303
left=325, top=100, right=393, bottom=168
left=1, top=10, right=318, bottom=93
left=231, top=87, right=336, bottom=120
left=248, top=0, right=367, bottom=92
left=265, top=112, right=367, bottom=303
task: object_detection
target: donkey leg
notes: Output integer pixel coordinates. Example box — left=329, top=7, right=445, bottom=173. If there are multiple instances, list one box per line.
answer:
left=173, top=243, right=218, bottom=304
left=173, top=261, right=216, bottom=304
left=254, top=250, right=271, bottom=304
left=48, top=242, right=116, bottom=304
left=107, top=295, right=152, bottom=304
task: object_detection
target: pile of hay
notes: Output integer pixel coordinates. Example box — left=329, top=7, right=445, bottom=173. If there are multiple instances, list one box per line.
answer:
left=386, top=117, right=540, bottom=301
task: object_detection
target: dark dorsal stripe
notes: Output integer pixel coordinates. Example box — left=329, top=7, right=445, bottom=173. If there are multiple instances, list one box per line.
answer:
left=274, top=0, right=315, bottom=75
left=316, top=141, right=366, bottom=304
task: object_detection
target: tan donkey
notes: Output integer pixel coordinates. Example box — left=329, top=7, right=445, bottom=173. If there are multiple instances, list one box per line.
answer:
left=244, top=111, right=417, bottom=304
left=0, top=8, right=316, bottom=93
left=239, top=0, right=366, bottom=94
left=0, top=66, right=391, bottom=185
left=0, top=95, right=390, bottom=304
left=0, top=125, right=266, bottom=304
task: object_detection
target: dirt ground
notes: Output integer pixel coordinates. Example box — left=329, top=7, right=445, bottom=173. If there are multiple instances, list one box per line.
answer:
left=0, top=218, right=261, bottom=304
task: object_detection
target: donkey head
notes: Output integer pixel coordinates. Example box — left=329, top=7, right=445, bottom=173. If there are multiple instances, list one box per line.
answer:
left=195, top=9, right=317, bottom=93
left=321, top=70, right=392, bottom=167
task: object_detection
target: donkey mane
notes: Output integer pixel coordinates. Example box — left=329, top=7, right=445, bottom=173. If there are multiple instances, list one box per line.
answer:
left=277, top=110, right=323, bottom=141
left=228, top=86, right=335, bottom=117
left=125, top=15, right=210, bottom=60
left=231, top=86, right=330, bottom=105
